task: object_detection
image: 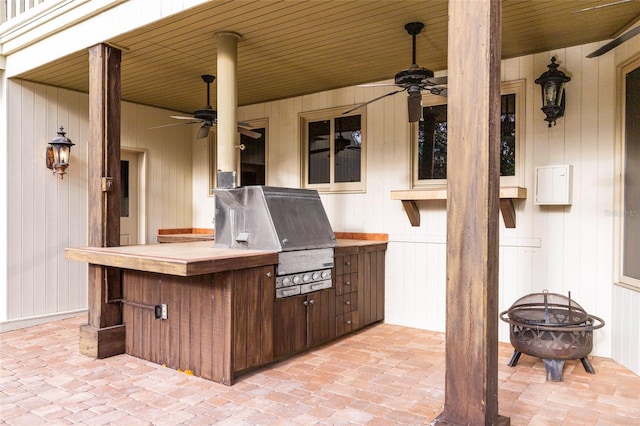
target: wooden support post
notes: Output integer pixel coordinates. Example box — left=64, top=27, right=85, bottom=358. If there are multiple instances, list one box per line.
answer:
left=79, top=43, right=125, bottom=359
left=434, top=0, right=510, bottom=425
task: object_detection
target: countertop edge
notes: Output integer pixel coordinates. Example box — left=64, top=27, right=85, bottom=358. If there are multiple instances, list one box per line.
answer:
left=66, top=239, right=386, bottom=276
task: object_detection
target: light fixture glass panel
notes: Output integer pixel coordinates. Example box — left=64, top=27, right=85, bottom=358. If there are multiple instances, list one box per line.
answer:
left=543, top=81, right=556, bottom=106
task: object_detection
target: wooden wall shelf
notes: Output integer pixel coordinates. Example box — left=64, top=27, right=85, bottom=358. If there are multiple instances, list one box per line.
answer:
left=390, top=186, right=527, bottom=228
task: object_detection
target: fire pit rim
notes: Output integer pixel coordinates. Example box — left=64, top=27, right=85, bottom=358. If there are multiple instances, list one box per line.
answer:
left=499, top=289, right=605, bottom=332
left=499, top=310, right=605, bottom=333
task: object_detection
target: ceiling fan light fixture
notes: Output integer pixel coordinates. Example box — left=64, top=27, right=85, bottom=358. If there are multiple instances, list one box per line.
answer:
left=395, top=66, right=434, bottom=86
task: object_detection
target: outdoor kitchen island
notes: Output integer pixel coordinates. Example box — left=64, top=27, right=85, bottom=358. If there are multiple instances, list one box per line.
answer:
left=65, top=237, right=386, bottom=385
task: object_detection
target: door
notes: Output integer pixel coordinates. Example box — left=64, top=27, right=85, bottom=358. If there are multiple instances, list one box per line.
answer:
left=120, top=151, right=139, bottom=245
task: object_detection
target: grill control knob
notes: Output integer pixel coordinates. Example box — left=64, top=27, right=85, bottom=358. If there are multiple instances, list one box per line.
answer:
left=283, top=277, right=291, bottom=285
left=303, top=274, right=311, bottom=282
left=321, top=271, right=330, bottom=279
left=312, top=272, right=320, bottom=280
left=293, top=276, right=302, bottom=284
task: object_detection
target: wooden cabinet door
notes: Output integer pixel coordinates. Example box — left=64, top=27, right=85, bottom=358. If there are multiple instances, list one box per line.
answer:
left=307, top=289, right=336, bottom=347
left=359, top=246, right=386, bottom=327
left=273, top=288, right=336, bottom=358
left=273, top=294, right=307, bottom=358
left=233, top=265, right=275, bottom=372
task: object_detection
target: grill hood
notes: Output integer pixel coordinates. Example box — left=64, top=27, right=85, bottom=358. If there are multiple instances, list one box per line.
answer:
left=214, top=186, right=336, bottom=252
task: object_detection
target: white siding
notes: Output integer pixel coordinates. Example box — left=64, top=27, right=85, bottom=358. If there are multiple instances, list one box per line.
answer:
left=2, top=79, right=193, bottom=328
left=192, top=43, right=639, bottom=366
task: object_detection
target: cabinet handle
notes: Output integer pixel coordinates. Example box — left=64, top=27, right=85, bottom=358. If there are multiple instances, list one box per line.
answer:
left=345, top=261, right=351, bottom=266
left=345, top=301, right=350, bottom=305
left=266, top=272, right=273, bottom=278
left=345, top=281, right=351, bottom=286
left=309, top=299, right=314, bottom=305
left=346, top=320, right=352, bottom=325
left=303, top=300, right=308, bottom=306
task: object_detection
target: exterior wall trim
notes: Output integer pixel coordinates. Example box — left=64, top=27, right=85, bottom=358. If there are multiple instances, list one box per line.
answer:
left=0, top=308, right=87, bottom=332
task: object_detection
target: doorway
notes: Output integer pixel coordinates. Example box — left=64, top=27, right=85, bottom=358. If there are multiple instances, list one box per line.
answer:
left=120, top=150, right=145, bottom=245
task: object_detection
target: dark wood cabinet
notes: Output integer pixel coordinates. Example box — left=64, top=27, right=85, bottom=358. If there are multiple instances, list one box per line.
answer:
left=273, top=289, right=336, bottom=358
left=334, top=247, right=360, bottom=336
left=358, top=244, right=386, bottom=326
left=122, top=265, right=275, bottom=385
left=334, top=242, right=386, bottom=336
left=111, top=239, right=386, bottom=385
left=274, top=242, right=387, bottom=359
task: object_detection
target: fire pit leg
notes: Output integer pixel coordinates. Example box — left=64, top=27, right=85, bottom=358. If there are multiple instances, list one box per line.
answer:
left=542, top=359, right=565, bottom=382
left=507, top=350, right=522, bottom=367
left=580, top=357, right=596, bottom=374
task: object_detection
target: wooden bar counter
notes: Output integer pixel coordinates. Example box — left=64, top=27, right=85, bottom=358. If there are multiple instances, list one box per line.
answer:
left=66, top=241, right=276, bottom=276
left=66, top=238, right=386, bottom=385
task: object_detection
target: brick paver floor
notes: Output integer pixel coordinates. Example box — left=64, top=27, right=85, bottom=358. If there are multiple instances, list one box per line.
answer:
left=1, top=316, right=639, bottom=425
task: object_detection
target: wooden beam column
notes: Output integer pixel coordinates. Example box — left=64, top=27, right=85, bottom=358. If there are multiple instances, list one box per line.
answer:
left=79, top=43, right=125, bottom=359
left=434, top=0, right=509, bottom=425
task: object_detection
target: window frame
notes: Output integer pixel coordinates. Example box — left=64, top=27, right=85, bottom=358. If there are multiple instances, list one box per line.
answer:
left=615, top=56, right=640, bottom=292
left=411, top=79, right=526, bottom=188
left=300, top=106, right=367, bottom=193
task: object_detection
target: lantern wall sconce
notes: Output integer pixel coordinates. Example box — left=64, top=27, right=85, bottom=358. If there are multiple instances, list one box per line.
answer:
left=46, top=126, right=75, bottom=178
left=535, top=57, right=571, bottom=127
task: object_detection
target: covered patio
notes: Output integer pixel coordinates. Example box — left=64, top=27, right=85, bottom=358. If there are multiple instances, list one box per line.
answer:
left=1, top=316, right=639, bottom=425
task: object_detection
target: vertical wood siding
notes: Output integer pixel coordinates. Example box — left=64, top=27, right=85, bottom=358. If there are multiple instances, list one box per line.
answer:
left=192, top=43, right=635, bottom=362
left=4, top=80, right=193, bottom=326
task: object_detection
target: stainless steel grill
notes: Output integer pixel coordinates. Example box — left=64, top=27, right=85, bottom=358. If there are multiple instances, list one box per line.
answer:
left=214, top=186, right=336, bottom=298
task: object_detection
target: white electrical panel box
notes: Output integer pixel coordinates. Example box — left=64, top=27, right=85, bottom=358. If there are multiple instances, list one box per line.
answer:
left=535, top=165, right=573, bottom=205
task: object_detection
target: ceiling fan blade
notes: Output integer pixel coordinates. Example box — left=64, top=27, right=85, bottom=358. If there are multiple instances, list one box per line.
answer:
left=574, top=0, right=634, bottom=13
left=587, top=25, right=640, bottom=58
left=239, top=127, right=261, bottom=139
left=149, top=121, right=200, bottom=130
left=407, top=91, right=422, bottom=123
left=197, top=124, right=211, bottom=139
left=357, top=83, right=399, bottom=88
left=343, top=89, right=406, bottom=115
left=170, top=115, right=200, bottom=121
left=423, top=76, right=448, bottom=86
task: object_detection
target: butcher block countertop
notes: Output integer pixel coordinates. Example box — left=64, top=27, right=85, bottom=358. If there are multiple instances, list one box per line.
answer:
left=65, top=241, right=278, bottom=276
left=65, top=238, right=387, bottom=277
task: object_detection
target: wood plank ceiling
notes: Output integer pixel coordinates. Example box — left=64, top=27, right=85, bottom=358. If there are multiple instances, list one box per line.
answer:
left=16, top=0, right=640, bottom=115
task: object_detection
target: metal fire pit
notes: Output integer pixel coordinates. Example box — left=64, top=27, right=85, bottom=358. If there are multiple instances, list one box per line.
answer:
left=499, top=290, right=604, bottom=381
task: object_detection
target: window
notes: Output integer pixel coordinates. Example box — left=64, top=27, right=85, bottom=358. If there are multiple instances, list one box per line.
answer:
left=208, top=119, right=268, bottom=195
left=412, top=80, right=525, bottom=187
left=620, top=60, right=640, bottom=290
left=301, top=107, right=366, bottom=192
left=240, top=120, right=267, bottom=186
